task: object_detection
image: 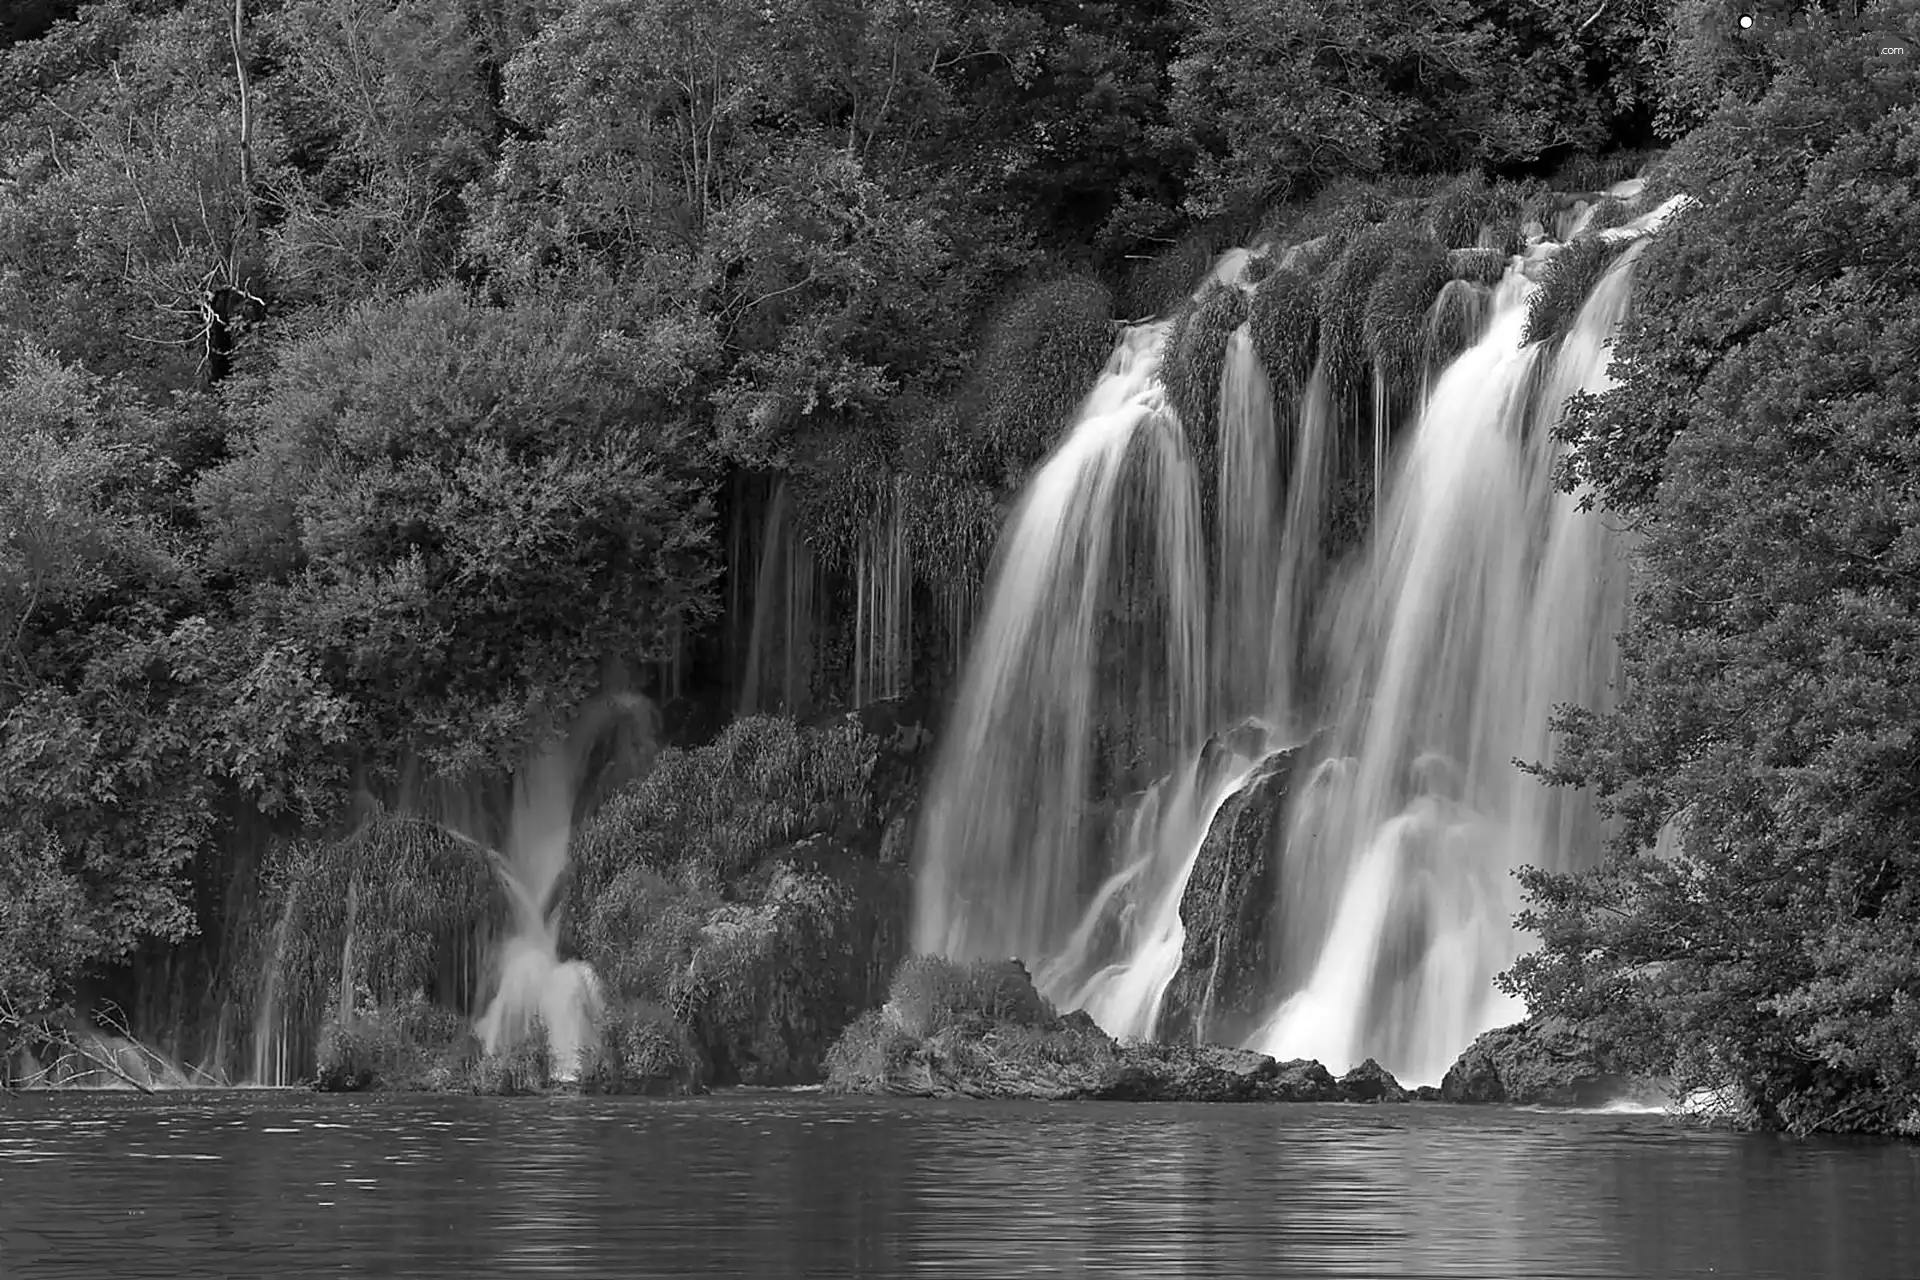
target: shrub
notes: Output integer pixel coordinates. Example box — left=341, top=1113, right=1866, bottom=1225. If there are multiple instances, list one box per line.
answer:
left=1160, top=282, right=1250, bottom=456
left=1361, top=240, right=1447, bottom=396
left=468, top=1018, right=551, bottom=1095
left=786, top=426, right=891, bottom=574
left=1523, top=236, right=1634, bottom=347
left=582, top=866, right=716, bottom=1004
left=822, top=1008, right=923, bottom=1092
left=1445, top=247, right=1508, bottom=285
left=578, top=999, right=701, bottom=1094
left=1548, top=149, right=1657, bottom=195
left=312, top=993, right=475, bottom=1092
left=674, top=865, right=859, bottom=1084
left=1316, top=225, right=1399, bottom=390
left=884, top=956, right=1054, bottom=1038
left=902, top=470, right=1000, bottom=607
left=570, top=714, right=877, bottom=898
left=584, top=859, right=869, bottom=1086
left=1118, top=233, right=1218, bottom=319
left=971, top=276, right=1114, bottom=477
left=265, top=807, right=500, bottom=1060
left=1247, top=265, right=1320, bottom=396
left=1427, top=280, right=1488, bottom=373
left=1581, top=196, right=1639, bottom=235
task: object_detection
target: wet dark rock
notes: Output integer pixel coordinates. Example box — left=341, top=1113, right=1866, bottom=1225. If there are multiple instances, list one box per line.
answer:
left=1339, top=1057, right=1411, bottom=1102
left=828, top=956, right=1402, bottom=1105
left=1439, top=1018, right=1634, bottom=1106
left=1160, top=741, right=1319, bottom=1045
left=1413, top=1085, right=1444, bottom=1102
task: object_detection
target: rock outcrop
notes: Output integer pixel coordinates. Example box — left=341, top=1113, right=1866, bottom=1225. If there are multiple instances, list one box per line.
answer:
left=1159, top=736, right=1319, bottom=1045
left=1439, top=1018, right=1635, bottom=1106
left=826, top=955, right=1409, bottom=1104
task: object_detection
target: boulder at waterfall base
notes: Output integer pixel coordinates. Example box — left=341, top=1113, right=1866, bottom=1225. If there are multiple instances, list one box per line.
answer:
left=1439, top=1018, right=1640, bottom=1106
left=825, top=956, right=1407, bottom=1104
left=1159, top=738, right=1316, bottom=1045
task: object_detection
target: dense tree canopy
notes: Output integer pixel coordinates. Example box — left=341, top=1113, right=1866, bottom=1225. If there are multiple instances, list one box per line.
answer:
left=1512, top=7, right=1920, bottom=1134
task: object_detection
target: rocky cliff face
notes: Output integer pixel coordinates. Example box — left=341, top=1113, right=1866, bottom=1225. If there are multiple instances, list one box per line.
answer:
left=1158, top=738, right=1317, bottom=1045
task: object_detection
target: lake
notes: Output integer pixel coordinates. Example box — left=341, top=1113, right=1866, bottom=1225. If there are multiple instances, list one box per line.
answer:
left=1, top=1092, right=1916, bottom=1278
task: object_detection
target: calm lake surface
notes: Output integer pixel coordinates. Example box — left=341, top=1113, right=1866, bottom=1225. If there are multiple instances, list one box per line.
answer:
left=2, top=1091, right=1917, bottom=1278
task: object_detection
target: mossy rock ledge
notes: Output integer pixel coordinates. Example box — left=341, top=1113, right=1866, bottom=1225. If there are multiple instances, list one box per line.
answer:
left=823, top=957, right=1410, bottom=1103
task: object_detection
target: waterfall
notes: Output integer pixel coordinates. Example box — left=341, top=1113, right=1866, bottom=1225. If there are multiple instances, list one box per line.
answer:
left=853, top=476, right=913, bottom=706
left=1267, top=359, right=1336, bottom=732
left=910, top=319, right=1210, bottom=975
left=1212, top=326, right=1280, bottom=720
left=739, top=480, right=815, bottom=716
left=915, top=185, right=1687, bottom=1074
left=1253, top=218, right=1675, bottom=1083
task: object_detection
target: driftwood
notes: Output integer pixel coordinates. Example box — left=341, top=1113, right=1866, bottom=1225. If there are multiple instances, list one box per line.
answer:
left=1, top=998, right=194, bottom=1093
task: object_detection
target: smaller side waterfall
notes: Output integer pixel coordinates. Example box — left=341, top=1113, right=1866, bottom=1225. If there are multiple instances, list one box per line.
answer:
left=739, top=481, right=816, bottom=716
left=473, top=696, right=655, bottom=1077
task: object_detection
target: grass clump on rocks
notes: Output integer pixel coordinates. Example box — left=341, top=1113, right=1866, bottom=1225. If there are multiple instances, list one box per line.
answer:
left=1361, top=240, right=1448, bottom=397
left=1523, top=236, right=1635, bottom=347
left=1247, top=265, right=1319, bottom=396
left=1160, top=282, right=1251, bottom=455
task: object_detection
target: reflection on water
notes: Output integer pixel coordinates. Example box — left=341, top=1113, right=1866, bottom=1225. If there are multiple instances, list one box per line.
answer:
left=1, top=1092, right=1917, bottom=1278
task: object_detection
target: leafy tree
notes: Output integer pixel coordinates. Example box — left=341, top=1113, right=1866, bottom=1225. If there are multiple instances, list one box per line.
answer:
left=199, top=286, right=719, bottom=783
left=0, top=1, right=264, bottom=392
left=1509, top=10, right=1920, bottom=1135
left=262, top=0, right=495, bottom=303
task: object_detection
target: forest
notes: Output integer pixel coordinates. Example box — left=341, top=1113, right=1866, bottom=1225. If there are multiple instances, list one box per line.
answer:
left=0, top=0, right=1915, bottom=1132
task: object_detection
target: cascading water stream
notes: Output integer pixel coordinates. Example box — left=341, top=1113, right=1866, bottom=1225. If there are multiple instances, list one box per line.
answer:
left=1252, top=211, right=1677, bottom=1083
left=915, top=186, right=1687, bottom=1074
left=910, top=319, right=1210, bottom=982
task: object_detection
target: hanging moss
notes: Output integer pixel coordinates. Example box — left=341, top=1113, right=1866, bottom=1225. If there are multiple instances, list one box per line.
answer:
left=788, top=427, right=890, bottom=573
left=1427, top=176, right=1499, bottom=249
left=973, top=276, right=1115, bottom=477
left=1118, top=232, right=1220, bottom=319
left=1362, top=240, right=1447, bottom=397
left=1247, top=265, right=1319, bottom=397
left=1427, top=279, right=1487, bottom=372
left=898, top=399, right=984, bottom=486
left=265, top=806, right=501, bottom=1033
left=903, top=470, right=1002, bottom=604
left=1160, top=282, right=1250, bottom=456
left=1523, top=235, right=1635, bottom=347
left=1315, top=225, right=1399, bottom=392
left=1445, top=247, right=1508, bottom=285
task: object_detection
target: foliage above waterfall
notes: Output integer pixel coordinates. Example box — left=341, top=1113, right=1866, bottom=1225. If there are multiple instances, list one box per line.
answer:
left=1510, top=8, right=1920, bottom=1136
left=968, top=277, right=1117, bottom=482
left=1246, top=266, right=1319, bottom=396
left=1522, top=235, right=1636, bottom=347
left=199, top=286, right=720, bottom=782
left=1161, top=282, right=1249, bottom=458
